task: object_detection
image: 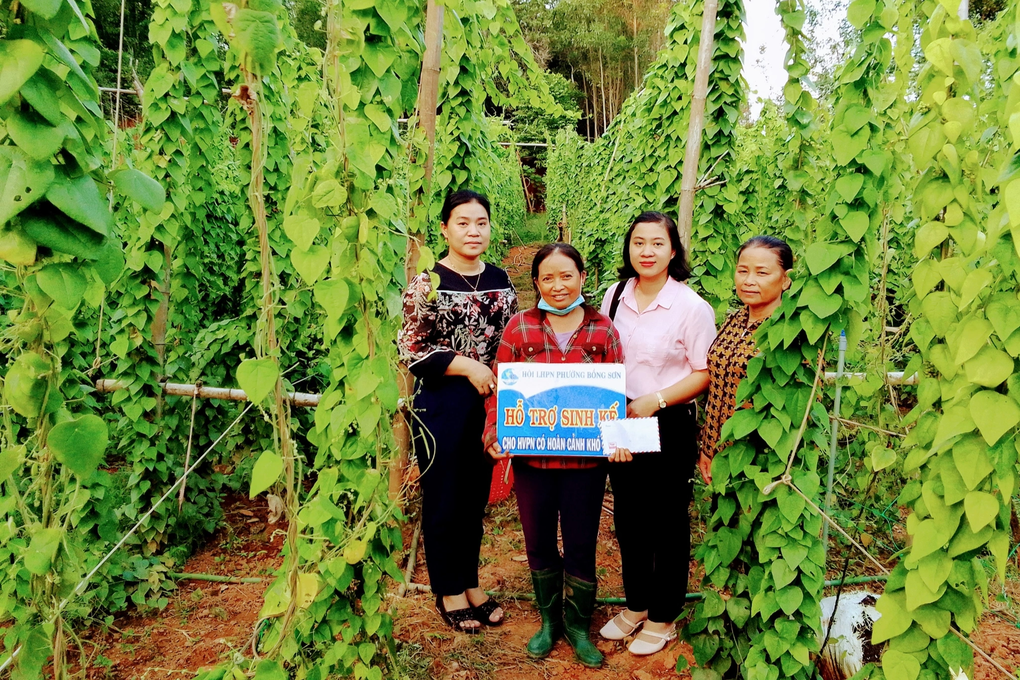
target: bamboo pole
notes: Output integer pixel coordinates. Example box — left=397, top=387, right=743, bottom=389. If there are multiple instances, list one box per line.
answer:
left=676, top=0, right=720, bottom=252
left=94, top=379, right=321, bottom=408
left=169, top=572, right=262, bottom=584
left=393, top=0, right=445, bottom=503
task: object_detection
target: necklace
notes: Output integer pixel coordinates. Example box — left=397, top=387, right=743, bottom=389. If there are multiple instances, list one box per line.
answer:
left=442, top=259, right=485, bottom=292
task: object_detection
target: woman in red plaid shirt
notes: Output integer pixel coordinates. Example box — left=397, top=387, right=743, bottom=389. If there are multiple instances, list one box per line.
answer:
left=483, top=243, right=622, bottom=668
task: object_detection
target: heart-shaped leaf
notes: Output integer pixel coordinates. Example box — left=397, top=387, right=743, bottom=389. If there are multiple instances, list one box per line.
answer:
left=0, top=146, right=55, bottom=226
left=290, top=245, right=330, bottom=285
left=314, top=278, right=349, bottom=319
left=21, top=209, right=104, bottom=259
left=0, top=39, right=45, bottom=106
left=834, top=174, right=864, bottom=203
left=25, top=527, right=63, bottom=575
left=7, top=110, right=66, bottom=160
left=0, top=226, right=37, bottom=266
left=987, top=296, right=1020, bottom=340
left=22, top=0, right=63, bottom=20
left=110, top=168, right=166, bottom=212
left=970, top=390, right=1020, bottom=445
left=235, top=9, right=282, bottom=75
left=283, top=213, right=320, bottom=251
left=914, top=221, right=949, bottom=257
left=48, top=414, right=108, bottom=479
left=964, top=347, right=1014, bottom=387
left=250, top=450, right=283, bottom=498
left=953, top=435, right=994, bottom=490
left=45, top=170, right=113, bottom=237
left=3, top=351, right=51, bottom=417
left=964, top=491, right=999, bottom=533
left=237, top=357, right=279, bottom=405
left=0, top=447, right=21, bottom=483
left=36, top=263, right=86, bottom=309
left=840, top=211, right=870, bottom=242
left=917, top=551, right=952, bottom=593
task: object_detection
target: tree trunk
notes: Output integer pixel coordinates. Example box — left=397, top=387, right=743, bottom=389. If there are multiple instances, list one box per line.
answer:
left=633, top=0, right=640, bottom=87
left=599, top=47, right=608, bottom=135
left=676, top=0, right=719, bottom=252
left=394, top=0, right=445, bottom=502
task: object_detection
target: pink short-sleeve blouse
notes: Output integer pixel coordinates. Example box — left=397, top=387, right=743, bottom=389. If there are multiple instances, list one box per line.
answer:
left=600, top=277, right=717, bottom=400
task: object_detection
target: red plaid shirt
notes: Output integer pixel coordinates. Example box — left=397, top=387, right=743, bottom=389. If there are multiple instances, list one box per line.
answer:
left=483, top=305, right=624, bottom=469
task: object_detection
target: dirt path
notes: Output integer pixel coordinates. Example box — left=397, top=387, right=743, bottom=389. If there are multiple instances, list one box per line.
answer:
left=392, top=494, right=696, bottom=680
left=73, top=494, right=285, bottom=680
left=505, top=245, right=539, bottom=310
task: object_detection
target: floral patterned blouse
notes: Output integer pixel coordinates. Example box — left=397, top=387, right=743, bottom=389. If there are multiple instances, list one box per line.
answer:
left=398, top=262, right=518, bottom=380
left=699, top=306, right=764, bottom=460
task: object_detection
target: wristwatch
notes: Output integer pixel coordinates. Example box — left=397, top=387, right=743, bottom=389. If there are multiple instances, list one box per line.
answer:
left=655, top=391, right=667, bottom=410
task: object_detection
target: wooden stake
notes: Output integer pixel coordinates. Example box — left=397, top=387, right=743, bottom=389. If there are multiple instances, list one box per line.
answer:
left=676, top=0, right=720, bottom=252
left=393, top=0, right=445, bottom=503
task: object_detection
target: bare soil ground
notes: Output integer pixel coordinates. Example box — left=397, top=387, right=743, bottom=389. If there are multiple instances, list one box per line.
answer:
left=72, top=488, right=1020, bottom=680
left=73, top=493, right=285, bottom=680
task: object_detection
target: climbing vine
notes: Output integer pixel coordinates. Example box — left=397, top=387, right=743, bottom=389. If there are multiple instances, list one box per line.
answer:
left=874, top=1, right=1020, bottom=678
left=0, top=0, right=161, bottom=673
left=685, top=1, right=900, bottom=678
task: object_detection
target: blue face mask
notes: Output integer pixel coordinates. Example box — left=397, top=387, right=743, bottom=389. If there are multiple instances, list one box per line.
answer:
left=538, top=295, right=585, bottom=316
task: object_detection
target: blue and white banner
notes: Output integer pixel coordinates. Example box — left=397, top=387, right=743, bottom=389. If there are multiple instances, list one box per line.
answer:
left=496, top=362, right=626, bottom=457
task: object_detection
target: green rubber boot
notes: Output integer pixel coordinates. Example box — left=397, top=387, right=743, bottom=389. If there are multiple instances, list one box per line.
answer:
left=527, top=568, right=563, bottom=658
left=563, top=573, right=603, bottom=668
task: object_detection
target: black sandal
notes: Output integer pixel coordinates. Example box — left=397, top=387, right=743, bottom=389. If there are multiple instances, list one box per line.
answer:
left=471, top=597, right=504, bottom=627
left=436, top=596, right=481, bottom=634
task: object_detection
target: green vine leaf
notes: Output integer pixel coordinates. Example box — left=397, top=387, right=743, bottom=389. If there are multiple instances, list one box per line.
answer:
left=237, top=357, right=279, bottom=405
left=22, top=0, right=64, bottom=20
left=25, top=527, right=63, bottom=575
left=0, top=39, right=46, bottom=106
left=0, top=225, right=38, bottom=266
left=6, top=110, right=66, bottom=160
left=314, top=278, right=350, bottom=320
left=48, top=414, right=109, bottom=479
left=0, top=446, right=21, bottom=483
left=45, top=171, right=114, bottom=238
left=290, top=244, right=330, bottom=285
left=969, top=391, right=1020, bottom=445
left=36, top=262, right=86, bottom=309
left=109, top=168, right=166, bottom=212
left=235, top=9, right=281, bottom=75
left=250, top=451, right=283, bottom=499
left=0, top=146, right=55, bottom=226
left=3, top=351, right=51, bottom=417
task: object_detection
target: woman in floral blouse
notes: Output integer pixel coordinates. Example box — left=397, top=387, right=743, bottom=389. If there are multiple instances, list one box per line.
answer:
left=398, top=190, right=518, bottom=634
left=699, top=235, right=793, bottom=483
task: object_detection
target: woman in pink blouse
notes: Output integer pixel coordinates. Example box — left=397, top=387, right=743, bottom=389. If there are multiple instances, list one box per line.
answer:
left=598, top=212, right=717, bottom=656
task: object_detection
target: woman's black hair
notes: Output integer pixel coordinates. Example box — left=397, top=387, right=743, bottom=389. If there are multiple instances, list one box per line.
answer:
left=441, top=189, right=490, bottom=223
left=531, top=242, right=586, bottom=291
left=737, top=235, right=794, bottom=270
left=617, top=211, right=691, bottom=281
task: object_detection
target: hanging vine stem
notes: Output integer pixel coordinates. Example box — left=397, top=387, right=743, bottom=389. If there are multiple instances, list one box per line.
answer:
left=237, top=64, right=301, bottom=657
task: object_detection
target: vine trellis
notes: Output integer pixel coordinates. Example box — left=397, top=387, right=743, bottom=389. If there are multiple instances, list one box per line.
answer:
left=2, top=0, right=1020, bottom=678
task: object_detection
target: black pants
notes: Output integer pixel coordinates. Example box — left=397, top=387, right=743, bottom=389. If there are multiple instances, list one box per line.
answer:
left=412, top=377, right=493, bottom=596
left=609, top=403, right=697, bottom=623
left=513, top=461, right=607, bottom=582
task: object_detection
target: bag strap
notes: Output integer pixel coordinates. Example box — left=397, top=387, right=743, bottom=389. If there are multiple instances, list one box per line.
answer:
left=608, top=279, right=630, bottom=321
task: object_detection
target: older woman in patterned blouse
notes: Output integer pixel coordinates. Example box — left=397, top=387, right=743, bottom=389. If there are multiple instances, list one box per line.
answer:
left=398, top=190, right=518, bottom=634
left=698, top=235, right=794, bottom=483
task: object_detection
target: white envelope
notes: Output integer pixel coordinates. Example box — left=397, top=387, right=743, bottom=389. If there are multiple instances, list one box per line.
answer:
left=600, top=417, right=661, bottom=455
